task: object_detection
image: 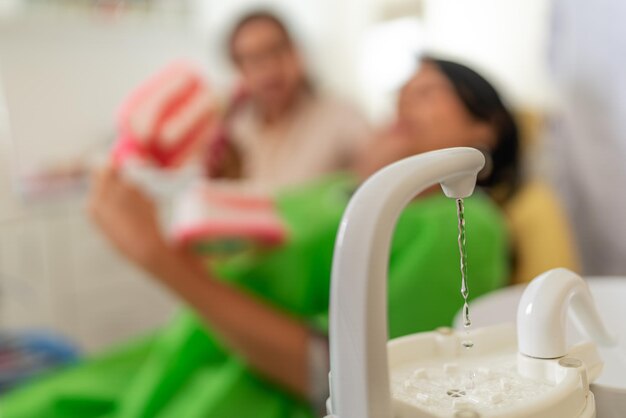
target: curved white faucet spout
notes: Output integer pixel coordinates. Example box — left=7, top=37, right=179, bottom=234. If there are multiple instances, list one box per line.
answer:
left=517, top=268, right=618, bottom=360
left=328, top=147, right=485, bottom=418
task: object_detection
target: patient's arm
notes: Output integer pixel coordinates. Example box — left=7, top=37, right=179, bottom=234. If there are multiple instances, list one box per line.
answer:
left=148, top=246, right=311, bottom=397
left=88, top=166, right=310, bottom=398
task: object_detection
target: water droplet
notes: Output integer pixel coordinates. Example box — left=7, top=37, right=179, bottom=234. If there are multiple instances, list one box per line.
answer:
left=462, top=302, right=471, bottom=328
left=462, top=340, right=474, bottom=349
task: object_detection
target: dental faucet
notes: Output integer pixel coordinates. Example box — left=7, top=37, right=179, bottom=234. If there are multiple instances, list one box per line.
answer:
left=517, top=268, right=617, bottom=360
left=328, top=147, right=485, bottom=418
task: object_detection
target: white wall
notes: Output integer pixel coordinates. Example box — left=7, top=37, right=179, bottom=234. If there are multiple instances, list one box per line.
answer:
left=0, top=13, right=207, bottom=171
left=421, top=0, right=554, bottom=109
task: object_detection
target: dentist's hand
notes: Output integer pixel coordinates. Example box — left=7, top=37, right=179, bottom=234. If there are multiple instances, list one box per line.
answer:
left=88, top=165, right=168, bottom=269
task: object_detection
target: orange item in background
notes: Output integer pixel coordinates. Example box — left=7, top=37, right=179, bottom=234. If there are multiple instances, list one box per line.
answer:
left=113, top=61, right=217, bottom=168
left=505, top=181, right=581, bottom=284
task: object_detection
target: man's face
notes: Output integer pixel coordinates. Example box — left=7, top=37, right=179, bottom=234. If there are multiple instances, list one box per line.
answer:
left=232, top=20, right=304, bottom=108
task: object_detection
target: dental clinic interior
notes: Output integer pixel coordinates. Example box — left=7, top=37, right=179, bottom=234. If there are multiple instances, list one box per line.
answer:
left=0, top=1, right=624, bottom=418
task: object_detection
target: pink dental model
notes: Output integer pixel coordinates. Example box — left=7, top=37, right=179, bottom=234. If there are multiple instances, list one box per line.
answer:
left=113, top=61, right=217, bottom=169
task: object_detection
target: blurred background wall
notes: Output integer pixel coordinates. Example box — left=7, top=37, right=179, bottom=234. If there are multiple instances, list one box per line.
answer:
left=0, top=0, right=554, bottom=352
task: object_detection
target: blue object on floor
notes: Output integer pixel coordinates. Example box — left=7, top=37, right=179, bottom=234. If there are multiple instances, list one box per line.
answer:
left=0, top=330, right=80, bottom=393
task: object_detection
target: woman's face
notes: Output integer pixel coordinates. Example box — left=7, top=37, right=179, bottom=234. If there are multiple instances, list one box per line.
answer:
left=396, top=62, right=493, bottom=153
left=355, top=63, right=494, bottom=178
left=231, top=19, right=304, bottom=110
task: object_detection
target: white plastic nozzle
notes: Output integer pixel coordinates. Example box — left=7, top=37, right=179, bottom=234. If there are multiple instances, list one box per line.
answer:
left=517, top=268, right=618, bottom=359
left=328, top=148, right=484, bottom=418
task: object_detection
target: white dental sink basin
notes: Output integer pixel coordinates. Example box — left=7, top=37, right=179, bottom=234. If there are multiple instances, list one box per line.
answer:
left=455, top=277, right=626, bottom=418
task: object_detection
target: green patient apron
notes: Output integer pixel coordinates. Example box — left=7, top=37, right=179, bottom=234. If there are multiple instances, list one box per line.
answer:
left=0, top=174, right=509, bottom=418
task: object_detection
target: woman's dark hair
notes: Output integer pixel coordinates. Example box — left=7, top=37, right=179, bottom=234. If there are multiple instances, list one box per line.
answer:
left=227, top=10, right=294, bottom=64
left=423, top=56, right=521, bottom=202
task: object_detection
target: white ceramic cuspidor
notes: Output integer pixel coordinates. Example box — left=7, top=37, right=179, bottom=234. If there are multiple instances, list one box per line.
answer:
left=457, top=272, right=626, bottom=418
left=326, top=148, right=613, bottom=418
left=387, top=323, right=600, bottom=418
